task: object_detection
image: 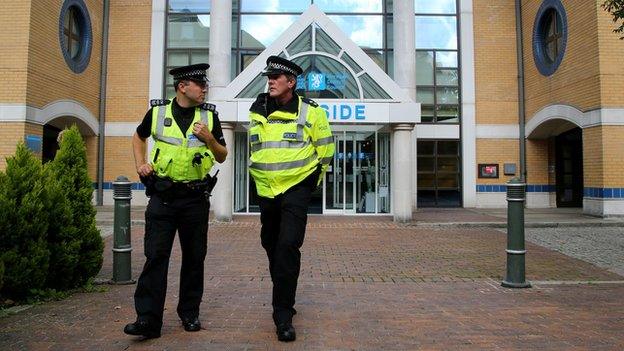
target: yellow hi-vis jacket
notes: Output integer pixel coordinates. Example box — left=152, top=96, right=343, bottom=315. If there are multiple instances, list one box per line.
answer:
left=249, top=96, right=335, bottom=198
left=149, top=100, right=216, bottom=182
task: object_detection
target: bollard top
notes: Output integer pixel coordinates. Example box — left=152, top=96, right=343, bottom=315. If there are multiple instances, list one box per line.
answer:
left=113, top=175, right=131, bottom=185
left=507, top=177, right=525, bottom=186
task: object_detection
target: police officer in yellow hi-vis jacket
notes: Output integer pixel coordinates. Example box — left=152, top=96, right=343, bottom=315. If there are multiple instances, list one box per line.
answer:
left=249, top=56, right=334, bottom=342
left=124, top=63, right=227, bottom=339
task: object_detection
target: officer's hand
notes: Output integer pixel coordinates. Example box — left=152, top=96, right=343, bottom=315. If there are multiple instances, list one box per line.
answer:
left=136, top=163, right=153, bottom=178
left=192, top=122, right=215, bottom=144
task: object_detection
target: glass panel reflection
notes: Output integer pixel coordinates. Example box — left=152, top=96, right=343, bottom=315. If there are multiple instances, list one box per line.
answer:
left=436, top=68, right=458, bottom=86
left=237, top=74, right=267, bottom=98
left=169, top=0, right=210, bottom=13
left=416, top=51, right=434, bottom=85
left=360, top=73, right=391, bottom=99
left=316, top=0, right=382, bottom=13
left=415, top=0, right=456, bottom=14
left=293, top=55, right=359, bottom=99
left=240, top=15, right=298, bottom=48
left=328, top=15, right=383, bottom=48
left=415, top=16, right=457, bottom=49
left=315, top=26, right=341, bottom=55
left=241, top=0, right=310, bottom=12
left=168, top=15, right=210, bottom=48
left=286, top=26, right=312, bottom=55
left=436, top=51, right=458, bottom=68
left=417, top=87, right=434, bottom=104
left=436, top=87, right=459, bottom=104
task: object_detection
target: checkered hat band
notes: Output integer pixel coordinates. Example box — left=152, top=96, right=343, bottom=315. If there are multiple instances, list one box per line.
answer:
left=174, top=69, right=206, bottom=79
left=267, top=62, right=297, bottom=75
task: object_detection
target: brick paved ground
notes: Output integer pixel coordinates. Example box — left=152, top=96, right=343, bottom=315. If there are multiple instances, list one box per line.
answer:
left=2, top=217, right=623, bottom=350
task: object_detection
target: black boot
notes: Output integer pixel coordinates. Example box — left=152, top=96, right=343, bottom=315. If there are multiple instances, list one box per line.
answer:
left=276, top=322, right=296, bottom=342
left=123, top=320, right=161, bottom=339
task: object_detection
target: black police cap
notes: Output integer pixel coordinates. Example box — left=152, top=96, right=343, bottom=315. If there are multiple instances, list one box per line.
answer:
left=169, top=63, right=210, bottom=82
left=261, top=56, right=303, bottom=77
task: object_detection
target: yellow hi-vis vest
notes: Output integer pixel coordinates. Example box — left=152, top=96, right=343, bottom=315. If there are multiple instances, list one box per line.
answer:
left=150, top=101, right=215, bottom=182
left=249, top=96, right=335, bottom=198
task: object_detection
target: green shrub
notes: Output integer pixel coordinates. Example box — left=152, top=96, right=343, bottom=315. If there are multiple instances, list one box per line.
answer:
left=42, top=164, right=79, bottom=290
left=50, top=126, right=103, bottom=286
left=0, top=144, right=50, bottom=299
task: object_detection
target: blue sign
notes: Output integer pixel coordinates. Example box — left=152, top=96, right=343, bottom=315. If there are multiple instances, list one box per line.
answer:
left=308, top=72, right=326, bottom=91
left=320, top=104, right=366, bottom=121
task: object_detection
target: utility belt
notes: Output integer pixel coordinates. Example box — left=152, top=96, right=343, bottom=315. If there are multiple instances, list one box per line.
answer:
left=141, top=172, right=218, bottom=200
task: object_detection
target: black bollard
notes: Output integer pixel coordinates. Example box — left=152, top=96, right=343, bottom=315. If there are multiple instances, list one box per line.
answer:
left=501, top=177, right=531, bottom=288
left=112, top=176, right=135, bottom=284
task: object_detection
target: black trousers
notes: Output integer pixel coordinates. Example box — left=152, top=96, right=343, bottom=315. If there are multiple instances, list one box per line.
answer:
left=133, top=193, right=209, bottom=330
left=258, top=172, right=316, bottom=326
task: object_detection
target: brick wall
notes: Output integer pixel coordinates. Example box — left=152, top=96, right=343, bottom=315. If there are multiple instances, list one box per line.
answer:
left=597, top=1, right=624, bottom=107
left=473, top=0, right=519, bottom=125
left=583, top=126, right=624, bottom=188
left=522, top=0, right=602, bottom=119
left=0, top=1, right=31, bottom=104
left=103, top=0, right=152, bottom=182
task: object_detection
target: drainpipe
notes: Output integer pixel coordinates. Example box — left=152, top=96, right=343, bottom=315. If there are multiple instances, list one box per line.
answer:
left=96, top=0, right=110, bottom=205
left=515, top=0, right=527, bottom=182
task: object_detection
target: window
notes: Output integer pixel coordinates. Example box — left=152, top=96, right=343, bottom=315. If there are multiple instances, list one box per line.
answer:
left=532, top=0, right=567, bottom=76
left=232, top=1, right=391, bottom=79
left=164, top=1, right=210, bottom=98
left=59, top=0, right=92, bottom=73
left=417, top=140, right=461, bottom=207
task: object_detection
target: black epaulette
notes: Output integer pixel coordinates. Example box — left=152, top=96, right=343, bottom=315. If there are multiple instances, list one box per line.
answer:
left=200, top=103, right=216, bottom=112
left=150, top=99, right=170, bottom=107
left=301, top=97, right=318, bottom=107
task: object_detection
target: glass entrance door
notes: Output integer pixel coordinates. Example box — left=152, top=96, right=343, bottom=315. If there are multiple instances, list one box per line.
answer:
left=324, top=131, right=381, bottom=214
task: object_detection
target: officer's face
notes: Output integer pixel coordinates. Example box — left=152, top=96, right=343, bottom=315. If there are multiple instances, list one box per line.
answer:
left=180, top=80, right=207, bottom=105
left=267, top=73, right=295, bottom=100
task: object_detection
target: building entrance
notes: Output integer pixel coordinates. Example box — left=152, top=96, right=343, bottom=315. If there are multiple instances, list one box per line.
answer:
left=323, top=130, right=390, bottom=214
left=555, top=128, right=583, bottom=207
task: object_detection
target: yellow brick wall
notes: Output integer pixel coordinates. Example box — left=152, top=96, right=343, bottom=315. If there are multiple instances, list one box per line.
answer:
left=526, top=139, right=549, bottom=184
left=522, top=0, right=602, bottom=119
left=0, top=122, right=43, bottom=170
left=583, top=126, right=624, bottom=188
left=476, top=139, right=518, bottom=184
left=103, top=136, right=137, bottom=182
left=102, top=0, right=152, bottom=183
left=0, top=1, right=31, bottom=103
left=597, top=1, right=624, bottom=107
left=26, top=0, right=103, bottom=117
left=473, top=0, right=519, bottom=125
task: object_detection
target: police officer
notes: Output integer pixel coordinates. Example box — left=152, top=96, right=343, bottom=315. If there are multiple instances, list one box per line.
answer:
left=249, top=56, right=334, bottom=342
left=124, top=63, right=227, bottom=339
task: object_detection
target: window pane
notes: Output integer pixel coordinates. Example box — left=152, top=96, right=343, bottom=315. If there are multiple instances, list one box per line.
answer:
left=436, top=51, right=458, bottom=68
left=420, top=105, right=434, bottom=123
left=328, top=15, right=383, bottom=48
left=437, top=190, right=460, bottom=206
left=316, top=26, right=341, bottom=55
left=242, top=53, right=259, bottom=70
left=417, top=87, right=434, bottom=104
left=415, top=16, right=457, bottom=49
left=241, top=0, right=310, bottom=12
left=240, top=15, right=297, bottom=48
left=237, top=74, right=267, bottom=98
left=316, top=0, right=382, bottom=13
left=286, top=26, right=312, bottom=55
left=437, top=157, right=458, bottom=172
left=436, top=68, right=458, bottom=85
left=417, top=157, right=434, bottom=172
left=293, top=55, right=359, bottom=99
left=417, top=141, right=434, bottom=155
left=342, top=52, right=362, bottom=73
left=437, top=173, right=458, bottom=188
left=436, top=105, right=459, bottom=123
left=169, top=0, right=210, bottom=13
left=361, top=73, right=391, bottom=99
left=418, top=173, right=435, bottom=187
left=416, top=51, right=434, bottom=85
left=168, top=15, right=210, bottom=48
left=387, top=51, right=394, bottom=78
left=415, top=0, right=456, bottom=14
left=232, top=15, right=239, bottom=47
left=438, top=141, right=458, bottom=155
left=191, top=50, right=209, bottom=64
left=436, top=87, right=459, bottom=104
left=167, top=51, right=189, bottom=66
left=366, top=50, right=385, bottom=71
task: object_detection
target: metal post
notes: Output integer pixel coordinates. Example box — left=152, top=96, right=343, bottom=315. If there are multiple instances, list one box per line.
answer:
left=502, top=178, right=531, bottom=288
left=112, top=176, right=135, bottom=284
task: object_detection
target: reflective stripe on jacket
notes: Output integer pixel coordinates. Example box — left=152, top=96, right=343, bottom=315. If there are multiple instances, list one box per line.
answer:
left=150, top=102, right=215, bottom=182
left=249, top=96, right=335, bottom=198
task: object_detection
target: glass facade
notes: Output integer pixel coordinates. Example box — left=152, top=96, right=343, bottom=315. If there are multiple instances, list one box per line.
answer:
left=164, top=0, right=463, bottom=209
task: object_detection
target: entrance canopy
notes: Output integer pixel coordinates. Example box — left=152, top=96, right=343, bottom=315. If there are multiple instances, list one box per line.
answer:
left=214, top=5, right=420, bottom=124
